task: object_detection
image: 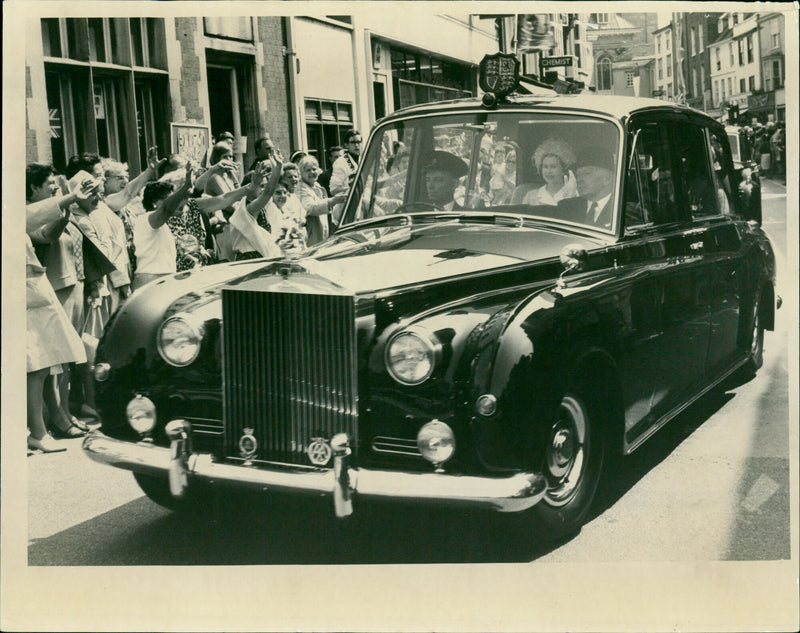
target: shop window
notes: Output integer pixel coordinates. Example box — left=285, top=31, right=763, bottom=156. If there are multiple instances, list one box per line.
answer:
left=40, top=18, right=87, bottom=61
left=93, top=78, right=129, bottom=160
left=41, top=18, right=169, bottom=172
left=45, top=69, right=94, bottom=171
left=305, top=98, right=355, bottom=169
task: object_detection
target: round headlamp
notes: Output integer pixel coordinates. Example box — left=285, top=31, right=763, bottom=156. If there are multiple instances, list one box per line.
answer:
left=157, top=314, right=204, bottom=367
left=417, top=420, right=455, bottom=466
left=126, top=395, right=156, bottom=434
left=385, top=327, right=440, bottom=386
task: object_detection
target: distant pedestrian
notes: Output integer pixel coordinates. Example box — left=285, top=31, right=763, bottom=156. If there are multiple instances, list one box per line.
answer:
left=330, top=130, right=362, bottom=225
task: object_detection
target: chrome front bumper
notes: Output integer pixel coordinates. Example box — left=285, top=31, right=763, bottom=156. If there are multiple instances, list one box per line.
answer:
left=83, top=424, right=547, bottom=517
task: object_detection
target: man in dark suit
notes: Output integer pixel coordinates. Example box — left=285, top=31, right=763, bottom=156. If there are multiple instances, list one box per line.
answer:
left=557, top=146, right=616, bottom=230
left=424, top=150, right=469, bottom=210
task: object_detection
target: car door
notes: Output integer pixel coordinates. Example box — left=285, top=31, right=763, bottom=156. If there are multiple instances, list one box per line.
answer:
left=618, top=113, right=711, bottom=449
left=667, top=119, right=746, bottom=379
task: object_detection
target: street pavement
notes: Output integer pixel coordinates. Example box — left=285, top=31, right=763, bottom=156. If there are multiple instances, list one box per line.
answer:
left=26, top=178, right=793, bottom=565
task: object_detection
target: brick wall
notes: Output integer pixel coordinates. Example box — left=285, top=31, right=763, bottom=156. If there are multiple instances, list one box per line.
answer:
left=175, top=17, right=205, bottom=122
left=256, top=17, right=292, bottom=154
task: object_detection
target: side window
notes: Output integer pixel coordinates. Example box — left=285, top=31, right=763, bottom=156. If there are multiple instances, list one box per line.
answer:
left=708, top=128, right=735, bottom=215
left=624, top=122, right=679, bottom=232
left=672, top=122, right=720, bottom=218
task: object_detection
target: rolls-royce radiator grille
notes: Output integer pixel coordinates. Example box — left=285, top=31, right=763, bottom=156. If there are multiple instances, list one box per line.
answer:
left=222, top=288, right=358, bottom=466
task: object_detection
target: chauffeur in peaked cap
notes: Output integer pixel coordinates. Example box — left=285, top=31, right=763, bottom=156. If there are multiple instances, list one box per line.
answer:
left=424, top=151, right=469, bottom=210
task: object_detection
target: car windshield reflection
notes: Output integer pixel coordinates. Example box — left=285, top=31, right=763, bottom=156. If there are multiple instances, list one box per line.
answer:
left=344, top=112, right=621, bottom=232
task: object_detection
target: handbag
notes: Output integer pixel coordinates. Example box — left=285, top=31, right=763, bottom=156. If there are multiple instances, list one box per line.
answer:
left=81, top=302, right=106, bottom=367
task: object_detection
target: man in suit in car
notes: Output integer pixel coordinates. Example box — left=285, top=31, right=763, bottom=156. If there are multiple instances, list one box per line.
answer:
left=424, top=150, right=469, bottom=210
left=557, top=147, right=616, bottom=229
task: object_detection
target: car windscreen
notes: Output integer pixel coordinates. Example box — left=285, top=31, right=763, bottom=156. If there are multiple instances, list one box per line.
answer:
left=341, top=111, right=621, bottom=231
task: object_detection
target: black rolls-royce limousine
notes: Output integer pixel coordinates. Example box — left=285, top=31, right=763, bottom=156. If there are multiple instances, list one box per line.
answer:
left=84, top=57, right=777, bottom=539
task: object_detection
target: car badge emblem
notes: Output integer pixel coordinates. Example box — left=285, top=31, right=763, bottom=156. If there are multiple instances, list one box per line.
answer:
left=307, top=437, right=333, bottom=467
left=239, top=427, right=258, bottom=462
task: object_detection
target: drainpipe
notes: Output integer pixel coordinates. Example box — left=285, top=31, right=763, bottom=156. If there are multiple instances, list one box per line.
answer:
left=283, top=16, right=303, bottom=152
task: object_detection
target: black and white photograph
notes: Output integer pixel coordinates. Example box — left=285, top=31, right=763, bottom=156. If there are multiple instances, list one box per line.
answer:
left=2, top=1, right=798, bottom=631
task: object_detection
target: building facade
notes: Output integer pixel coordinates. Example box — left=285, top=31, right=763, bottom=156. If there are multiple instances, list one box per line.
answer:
left=26, top=12, right=501, bottom=174
left=753, top=12, right=785, bottom=123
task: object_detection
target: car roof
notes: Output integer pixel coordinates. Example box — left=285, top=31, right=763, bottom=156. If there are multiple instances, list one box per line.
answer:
left=383, top=93, right=709, bottom=125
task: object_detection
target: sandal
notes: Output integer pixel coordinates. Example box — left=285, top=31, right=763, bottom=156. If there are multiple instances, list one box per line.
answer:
left=69, top=416, right=91, bottom=433
left=51, top=421, right=86, bottom=439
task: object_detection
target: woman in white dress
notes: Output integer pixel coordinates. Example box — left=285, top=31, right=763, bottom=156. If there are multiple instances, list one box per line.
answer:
left=522, top=138, right=578, bottom=206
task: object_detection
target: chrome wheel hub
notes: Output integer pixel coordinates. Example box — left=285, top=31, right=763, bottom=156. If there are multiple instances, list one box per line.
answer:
left=544, top=395, right=588, bottom=506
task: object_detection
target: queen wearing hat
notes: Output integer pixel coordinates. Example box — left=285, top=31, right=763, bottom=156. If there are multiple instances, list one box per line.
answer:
left=522, top=138, right=578, bottom=206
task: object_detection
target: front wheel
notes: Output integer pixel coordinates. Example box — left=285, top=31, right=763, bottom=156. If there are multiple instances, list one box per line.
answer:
left=530, top=392, right=604, bottom=539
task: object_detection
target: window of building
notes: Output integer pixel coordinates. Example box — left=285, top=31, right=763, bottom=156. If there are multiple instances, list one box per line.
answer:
left=666, top=36, right=670, bottom=51
left=666, top=54, right=672, bottom=77
left=304, top=98, right=354, bottom=168
left=746, top=35, right=754, bottom=63
left=40, top=18, right=169, bottom=172
left=203, top=17, right=254, bottom=42
left=713, top=80, right=718, bottom=105
left=772, top=59, right=782, bottom=88
left=390, top=46, right=473, bottom=109
left=772, top=32, right=780, bottom=48
left=698, top=26, right=704, bottom=52
left=667, top=83, right=673, bottom=98
left=658, top=59, right=663, bottom=80
left=739, top=78, right=745, bottom=93
left=748, top=75, right=755, bottom=91
left=596, top=13, right=609, bottom=25
left=728, top=43, right=734, bottom=66
left=626, top=71, right=634, bottom=87
left=715, top=47, right=721, bottom=70
left=690, top=27, right=696, bottom=56
left=721, top=80, right=725, bottom=101
left=596, top=57, right=612, bottom=90
left=657, top=35, right=661, bottom=54
left=737, top=39, right=744, bottom=66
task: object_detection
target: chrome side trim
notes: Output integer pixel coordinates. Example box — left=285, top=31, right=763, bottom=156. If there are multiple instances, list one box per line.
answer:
left=625, top=355, right=748, bottom=455
left=83, top=431, right=547, bottom=515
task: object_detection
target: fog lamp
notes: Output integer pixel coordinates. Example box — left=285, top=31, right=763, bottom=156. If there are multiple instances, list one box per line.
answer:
left=94, top=362, right=111, bottom=382
left=417, top=420, right=455, bottom=466
left=126, top=395, right=156, bottom=434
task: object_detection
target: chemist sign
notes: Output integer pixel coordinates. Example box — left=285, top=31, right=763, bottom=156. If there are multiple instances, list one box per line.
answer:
left=540, top=56, right=573, bottom=68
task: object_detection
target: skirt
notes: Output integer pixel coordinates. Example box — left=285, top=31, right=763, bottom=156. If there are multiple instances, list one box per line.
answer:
left=27, top=273, right=86, bottom=373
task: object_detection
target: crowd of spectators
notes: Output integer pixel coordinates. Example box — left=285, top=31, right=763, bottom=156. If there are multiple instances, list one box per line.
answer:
left=25, top=129, right=360, bottom=452
left=739, top=121, right=785, bottom=180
